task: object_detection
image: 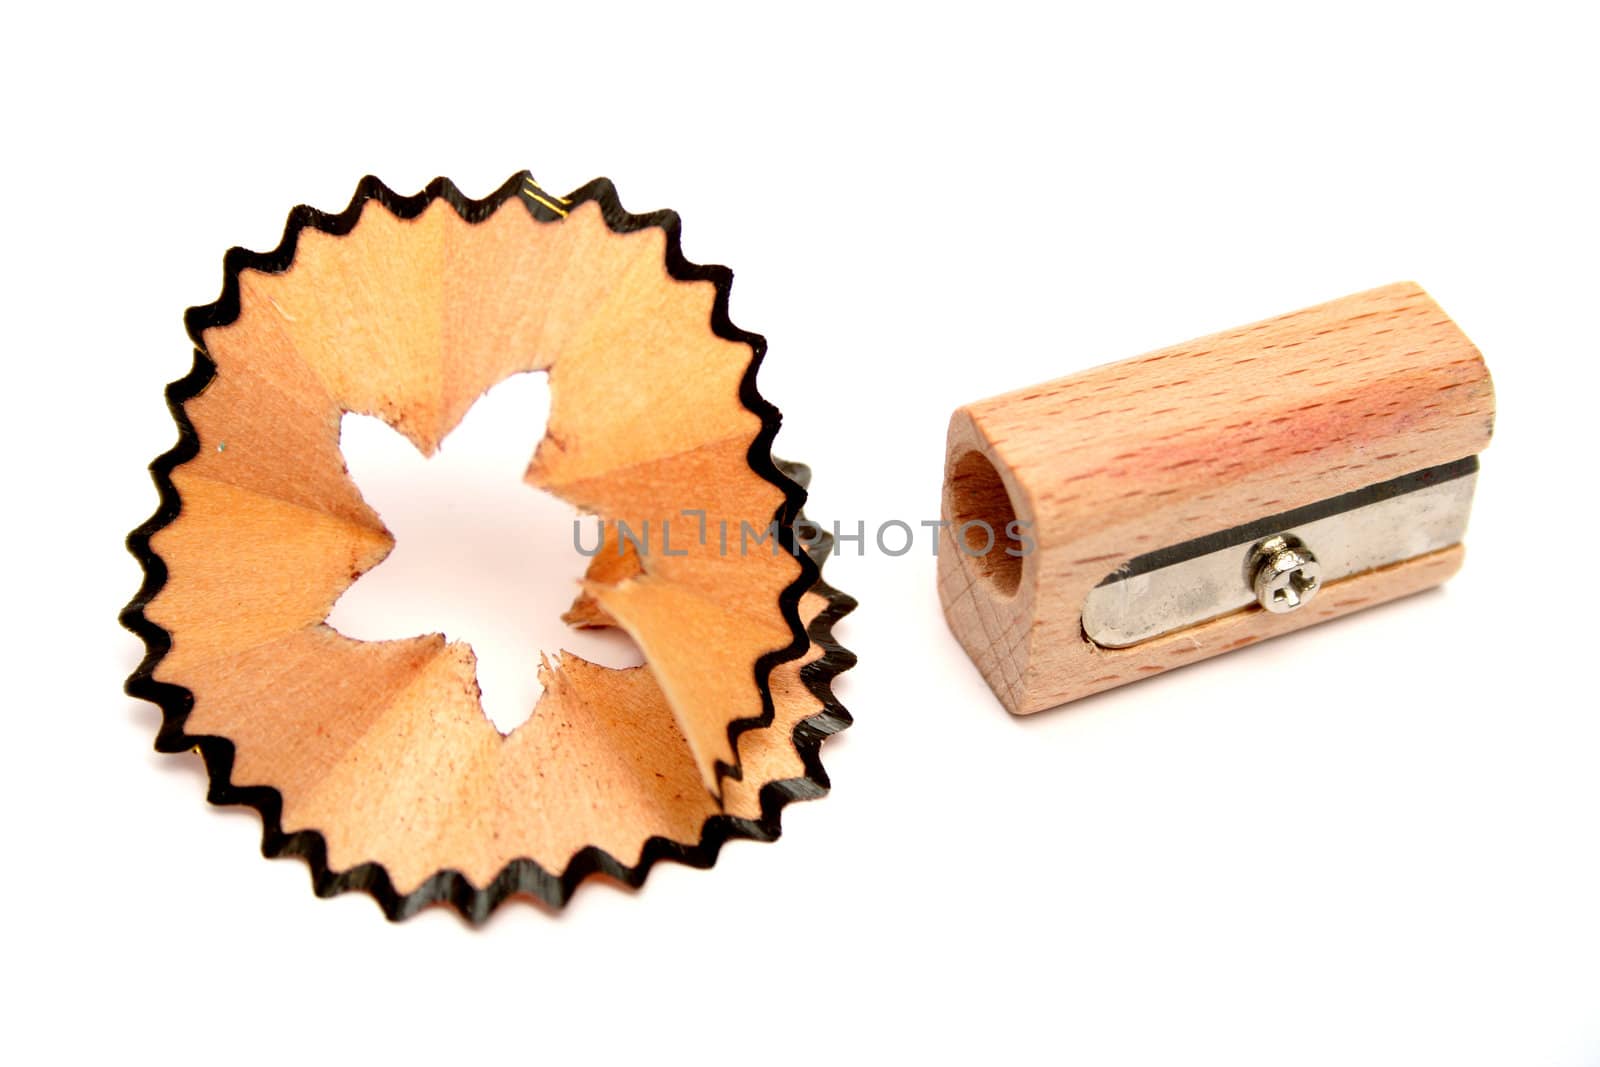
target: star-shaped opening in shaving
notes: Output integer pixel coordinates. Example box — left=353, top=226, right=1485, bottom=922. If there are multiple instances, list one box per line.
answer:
left=325, top=371, right=643, bottom=734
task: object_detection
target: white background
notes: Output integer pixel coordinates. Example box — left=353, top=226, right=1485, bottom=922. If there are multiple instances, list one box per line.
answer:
left=5, top=3, right=1598, bottom=1064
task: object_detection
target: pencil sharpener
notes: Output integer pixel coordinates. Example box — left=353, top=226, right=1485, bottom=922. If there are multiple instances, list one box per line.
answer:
left=938, top=282, right=1495, bottom=713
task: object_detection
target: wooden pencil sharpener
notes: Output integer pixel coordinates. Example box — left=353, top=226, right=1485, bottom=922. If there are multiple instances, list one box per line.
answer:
left=938, top=282, right=1495, bottom=713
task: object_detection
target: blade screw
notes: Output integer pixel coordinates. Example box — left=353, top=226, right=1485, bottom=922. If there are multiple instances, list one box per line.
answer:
left=1250, top=534, right=1322, bottom=613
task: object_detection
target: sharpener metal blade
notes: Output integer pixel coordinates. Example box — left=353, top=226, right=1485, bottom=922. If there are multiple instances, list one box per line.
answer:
left=1081, top=458, right=1480, bottom=649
